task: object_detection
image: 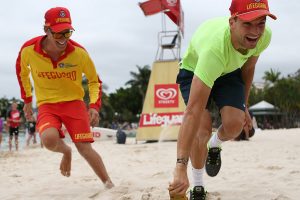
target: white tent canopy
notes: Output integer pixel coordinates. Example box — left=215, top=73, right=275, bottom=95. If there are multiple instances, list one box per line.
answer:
left=249, top=100, right=275, bottom=111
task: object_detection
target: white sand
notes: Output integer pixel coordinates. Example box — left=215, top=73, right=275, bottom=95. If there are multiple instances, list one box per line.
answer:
left=0, top=128, right=300, bottom=200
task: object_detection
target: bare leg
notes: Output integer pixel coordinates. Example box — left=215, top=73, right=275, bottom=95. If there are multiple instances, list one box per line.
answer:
left=27, top=135, right=32, bottom=146
left=75, top=142, right=114, bottom=188
left=0, top=133, right=2, bottom=148
left=218, top=106, right=245, bottom=141
left=38, top=134, right=44, bottom=148
left=190, top=110, right=212, bottom=169
left=33, top=133, right=37, bottom=144
left=9, top=136, right=12, bottom=151
left=41, top=128, right=72, bottom=177
left=15, top=135, right=19, bottom=151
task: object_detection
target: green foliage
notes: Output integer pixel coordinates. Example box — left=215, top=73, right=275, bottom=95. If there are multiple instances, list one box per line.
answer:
left=263, top=68, right=281, bottom=84
left=249, top=84, right=265, bottom=106
left=0, top=97, right=10, bottom=118
left=81, top=65, right=151, bottom=125
left=264, top=76, right=300, bottom=112
left=108, top=65, right=151, bottom=123
left=125, top=65, right=151, bottom=103
left=109, top=87, right=143, bottom=122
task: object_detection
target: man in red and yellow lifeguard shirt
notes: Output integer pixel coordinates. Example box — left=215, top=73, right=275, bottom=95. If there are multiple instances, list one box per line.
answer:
left=7, top=102, right=21, bottom=151
left=16, top=7, right=113, bottom=188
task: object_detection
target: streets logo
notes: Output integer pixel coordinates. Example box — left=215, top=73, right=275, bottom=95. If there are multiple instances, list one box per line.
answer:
left=154, top=84, right=179, bottom=108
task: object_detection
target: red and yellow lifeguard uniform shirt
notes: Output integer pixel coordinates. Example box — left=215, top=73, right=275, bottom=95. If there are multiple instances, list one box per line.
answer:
left=16, top=36, right=102, bottom=111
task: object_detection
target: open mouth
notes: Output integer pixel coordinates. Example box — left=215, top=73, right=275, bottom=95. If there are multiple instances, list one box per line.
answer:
left=245, top=36, right=259, bottom=43
left=56, top=41, right=67, bottom=46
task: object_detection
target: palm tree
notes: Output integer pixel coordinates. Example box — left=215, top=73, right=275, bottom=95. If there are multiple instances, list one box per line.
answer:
left=125, top=65, right=151, bottom=104
left=263, top=68, right=281, bottom=84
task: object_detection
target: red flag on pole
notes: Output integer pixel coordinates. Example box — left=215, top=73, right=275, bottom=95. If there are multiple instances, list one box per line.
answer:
left=139, top=0, right=184, bottom=35
left=161, top=0, right=184, bottom=36
left=139, top=0, right=164, bottom=16
left=162, top=0, right=180, bottom=24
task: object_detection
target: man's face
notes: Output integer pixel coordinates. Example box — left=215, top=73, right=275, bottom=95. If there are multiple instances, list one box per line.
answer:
left=11, top=103, right=17, bottom=111
left=46, top=28, right=73, bottom=51
left=230, top=16, right=266, bottom=50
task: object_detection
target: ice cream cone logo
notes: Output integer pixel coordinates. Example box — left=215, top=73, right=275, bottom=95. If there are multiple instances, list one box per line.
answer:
left=156, top=88, right=177, bottom=100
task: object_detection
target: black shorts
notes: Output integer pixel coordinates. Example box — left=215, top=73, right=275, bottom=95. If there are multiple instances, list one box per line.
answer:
left=28, top=129, right=36, bottom=135
left=9, top=127, right=19, bottom=137
left=176, top=68, right=245, bottom=111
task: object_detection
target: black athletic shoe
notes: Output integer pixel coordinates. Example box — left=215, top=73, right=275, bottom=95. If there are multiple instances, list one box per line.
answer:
left=189, top=186, right=207, bottom=200
left=205, top=147, right=222, bottom=177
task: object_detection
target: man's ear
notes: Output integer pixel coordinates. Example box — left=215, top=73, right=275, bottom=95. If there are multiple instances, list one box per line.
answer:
left=229, top=17, right=236, bottom=29
left=43, top=26, right=49, bottom=33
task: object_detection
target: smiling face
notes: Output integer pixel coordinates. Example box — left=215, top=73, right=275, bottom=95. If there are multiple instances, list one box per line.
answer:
left=44, top=27, right=72, bottom=52
left=230, top=16, right=266, bottom=51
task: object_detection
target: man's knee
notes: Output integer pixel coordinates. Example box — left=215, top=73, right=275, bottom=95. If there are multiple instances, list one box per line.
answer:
left=222, top=117, right=244, bottom=137
left=41, top=128, right=60, bottom=150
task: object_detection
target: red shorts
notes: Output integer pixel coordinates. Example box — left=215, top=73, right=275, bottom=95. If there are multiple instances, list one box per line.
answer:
left=37, top=100, right=94, bottom=143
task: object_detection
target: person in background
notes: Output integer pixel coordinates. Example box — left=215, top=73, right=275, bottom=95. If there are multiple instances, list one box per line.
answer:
left=7, top=102, right=22, bottom=151
left=26, top=115, right=37, bottom=146
left=16, top=7, right=113, bottom=188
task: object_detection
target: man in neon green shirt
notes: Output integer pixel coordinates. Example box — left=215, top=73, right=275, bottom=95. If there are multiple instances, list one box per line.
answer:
left=169, top=0, right=277, bottom=199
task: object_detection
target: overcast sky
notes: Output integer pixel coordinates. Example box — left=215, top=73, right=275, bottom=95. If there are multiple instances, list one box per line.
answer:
left=0, top=0, right=299, bottom=99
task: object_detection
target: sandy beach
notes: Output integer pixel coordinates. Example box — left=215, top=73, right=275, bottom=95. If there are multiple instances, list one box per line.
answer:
left=0, top=128, right=299, bottom=200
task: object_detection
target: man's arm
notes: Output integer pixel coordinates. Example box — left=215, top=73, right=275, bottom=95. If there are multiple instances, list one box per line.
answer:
left=82, top=53, right=102, bottom=111
left=169, top=75, right=211, bottom=195
left=241, top=56, right=259, bottom=129
left=82, top=53, right=102, bottom=126
left=16, top=49, right=32, bottom=104
left=16, top=49, right=33, bottom=119
left=241, top=56, right=259, bottom=105
left=177, top=75, right=211, bottom=159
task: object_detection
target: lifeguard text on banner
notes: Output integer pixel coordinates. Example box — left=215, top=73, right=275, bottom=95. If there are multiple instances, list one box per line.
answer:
left=136, top=60, right=185, bottom=141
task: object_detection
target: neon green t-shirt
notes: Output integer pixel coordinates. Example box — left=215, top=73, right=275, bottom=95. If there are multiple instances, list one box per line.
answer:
left=181, top=17, right=272, bottom=88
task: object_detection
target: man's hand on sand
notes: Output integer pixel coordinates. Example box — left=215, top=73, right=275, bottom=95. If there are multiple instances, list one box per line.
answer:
left=168, top=165, right=189, bottom=197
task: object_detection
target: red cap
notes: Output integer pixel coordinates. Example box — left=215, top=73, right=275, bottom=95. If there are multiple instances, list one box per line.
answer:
left=229, top=0, right=277, bottom=22
left=44, top=7, right=74, bottom=32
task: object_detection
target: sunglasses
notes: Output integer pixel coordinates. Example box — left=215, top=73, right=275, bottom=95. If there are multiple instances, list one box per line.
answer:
left=50, top=29, right=73, bottom=39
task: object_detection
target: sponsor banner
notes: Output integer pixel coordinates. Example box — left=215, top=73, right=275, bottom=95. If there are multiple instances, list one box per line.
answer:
left=154, top=84, right=179, bottom=108
left=139, top=112, right=184, bottom=127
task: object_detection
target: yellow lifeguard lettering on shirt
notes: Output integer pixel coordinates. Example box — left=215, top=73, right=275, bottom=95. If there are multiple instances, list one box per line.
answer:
left=75, top=133, right=93, bottom=140
left=56, top=18, right=71, bottom=23
left=247, top=3, right=267, bottom=10
left=37, top=71, right=76, bottom=81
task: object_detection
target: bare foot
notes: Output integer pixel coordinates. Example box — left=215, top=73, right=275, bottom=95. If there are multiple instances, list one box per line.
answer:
left=104, top=179, right=114, bottom=189
left=60, top=146, right=72, bottom=177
